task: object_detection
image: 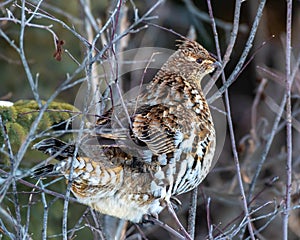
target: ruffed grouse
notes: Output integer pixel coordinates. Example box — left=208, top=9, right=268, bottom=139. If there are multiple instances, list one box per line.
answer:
left=33, top=40, right=219, bottom=222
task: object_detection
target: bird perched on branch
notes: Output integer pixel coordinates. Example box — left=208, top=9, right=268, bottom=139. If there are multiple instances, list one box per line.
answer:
left=33, top=40, right=220, bottom=222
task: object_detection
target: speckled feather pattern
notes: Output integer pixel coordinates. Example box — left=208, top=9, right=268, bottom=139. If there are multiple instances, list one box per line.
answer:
left=33, top=40, right=218, bottom=222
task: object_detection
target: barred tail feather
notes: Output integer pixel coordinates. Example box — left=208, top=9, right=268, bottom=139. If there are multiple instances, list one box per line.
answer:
left=33, top=138, right=76, bottom=160
left=32, top=164, right=62, bottom=178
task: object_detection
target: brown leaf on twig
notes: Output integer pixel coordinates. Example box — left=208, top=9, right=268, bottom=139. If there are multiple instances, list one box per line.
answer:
left=53, top=39, right=65, bottom=61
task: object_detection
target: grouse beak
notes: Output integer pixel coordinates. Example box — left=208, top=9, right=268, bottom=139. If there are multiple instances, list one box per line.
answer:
left=208, top=52, right=222, bottom=69
left=212, top=60, right=222, bottom=69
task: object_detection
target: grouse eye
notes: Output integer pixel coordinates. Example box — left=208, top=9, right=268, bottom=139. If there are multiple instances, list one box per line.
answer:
left=196, top=58, right=203, bottom=64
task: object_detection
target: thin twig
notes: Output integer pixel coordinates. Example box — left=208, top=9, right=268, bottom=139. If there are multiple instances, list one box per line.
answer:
left=283, top=1, right=293, bottom=239
left=187, top=187, right=198, bottom=238
left=206, top=197, right=213, bottom=239
left=0, top=168, right=79, bottom=202
left=167, top=203, right=192, bottom=240
left=183, top=0, right=248, bottom=33
left=40, top=182, right=49, bottom=240
left=62, top=70, right=91, bottom=240
left=250, top=78, right=268, bottom=142
left=148, top=217, right=185, bottom=240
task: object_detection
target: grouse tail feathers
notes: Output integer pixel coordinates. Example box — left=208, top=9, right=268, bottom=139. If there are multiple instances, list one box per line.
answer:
left=31, top=164, right=64, bottom=178
left=32, top=138, right=76, bottom=160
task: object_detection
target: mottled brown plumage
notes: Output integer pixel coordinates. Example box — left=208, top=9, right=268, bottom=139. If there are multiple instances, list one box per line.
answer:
left=33, top=40, right=219, bottom=222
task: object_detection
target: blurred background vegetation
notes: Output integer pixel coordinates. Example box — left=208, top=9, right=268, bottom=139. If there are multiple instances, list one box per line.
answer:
left=1, top=0, right=300, bottom=239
